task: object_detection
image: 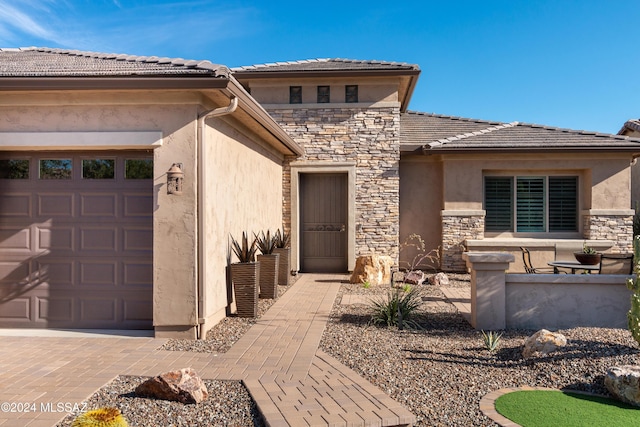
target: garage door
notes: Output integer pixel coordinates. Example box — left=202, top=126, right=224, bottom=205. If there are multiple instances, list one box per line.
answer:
left=0, top=151, right=153, bottom=329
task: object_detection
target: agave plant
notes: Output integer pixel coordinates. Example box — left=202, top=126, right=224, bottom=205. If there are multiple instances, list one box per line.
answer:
left=230, top=231, right=258, bottom=263
left=255, top=230, right=278, bottom=255
left=481, top=330, right=503, bottom=352
left=71, top=407, right=128, bottom=427
left=274, top=228, right=291, bottom=248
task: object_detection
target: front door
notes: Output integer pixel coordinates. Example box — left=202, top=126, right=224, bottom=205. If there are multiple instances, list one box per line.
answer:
left=300, top=173, right=347, bottom=272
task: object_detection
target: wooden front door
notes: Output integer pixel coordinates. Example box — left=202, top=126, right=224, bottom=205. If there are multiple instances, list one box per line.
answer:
left=300, top=173, right=348, bottom=272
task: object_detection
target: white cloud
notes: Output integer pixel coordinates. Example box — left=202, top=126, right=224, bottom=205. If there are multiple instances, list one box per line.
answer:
left=0, top=1, right=56, bottom=40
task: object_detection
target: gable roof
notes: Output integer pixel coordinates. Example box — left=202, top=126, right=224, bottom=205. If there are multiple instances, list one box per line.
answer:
left=619, top=119, right=640, bottom=135
left=232, top=58, right=420, bottom=74
left=401, top=112, right=640, bottom=154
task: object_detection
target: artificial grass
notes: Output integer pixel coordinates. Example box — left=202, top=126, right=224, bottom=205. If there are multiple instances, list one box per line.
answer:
left=494, top=390, right=640, bottom=427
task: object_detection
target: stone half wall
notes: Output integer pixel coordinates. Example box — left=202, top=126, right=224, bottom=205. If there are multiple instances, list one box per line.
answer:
left=584, top=211, right=634, bottom=253
left=273, top=106, right=400, bottom=262
left=441, top=210, right=485, bottom=272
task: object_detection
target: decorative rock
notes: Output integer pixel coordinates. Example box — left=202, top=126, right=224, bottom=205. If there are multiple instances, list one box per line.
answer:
left=350, top=254, right=393, bottom=285
left=135, top=368, right=208, bottom=404
left=605, top=365, right=640, bottom=407
left=404, top=270, right=426, bottom=285
left=429, top=272, right=450, bottom=286
left=522, top=329, right=567, bottom=358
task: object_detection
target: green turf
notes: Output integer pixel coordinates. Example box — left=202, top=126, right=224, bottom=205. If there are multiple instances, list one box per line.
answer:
left=494, top=390, right=640, bottom=427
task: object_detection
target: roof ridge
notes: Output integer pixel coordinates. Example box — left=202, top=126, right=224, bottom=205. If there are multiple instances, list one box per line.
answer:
left=427, top=121, right=520, bottom=148
left=15, top=47, right=231, bottom=77
left=404, top=111, right=505, bottom=126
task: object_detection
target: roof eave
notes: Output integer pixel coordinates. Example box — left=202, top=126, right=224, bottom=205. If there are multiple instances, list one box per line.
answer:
left=0, top=76, right=231, bottom=91
left=234, top=68, right=421, bottom=80
left=422, top=146, right=640, bottom=155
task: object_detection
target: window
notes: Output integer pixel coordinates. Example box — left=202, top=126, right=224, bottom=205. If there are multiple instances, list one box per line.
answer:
left=484, top=176, right=578, bottom=233
left=125, top=159, right=153, bottom=179
left=40, top=159, right=72, bottom=179
left=289, top=86, right=302, bottom=104
left=345, top=85, right=358, bottom=103
left=317, top=86, right=330, bottom=103
left=82, top=159, right=115, bottom=179
left=0, top=159, right=29, bottom=179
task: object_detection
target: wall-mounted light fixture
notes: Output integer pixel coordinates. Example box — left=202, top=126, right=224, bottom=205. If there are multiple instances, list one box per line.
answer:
left=167, top=163, right=184, bottom=195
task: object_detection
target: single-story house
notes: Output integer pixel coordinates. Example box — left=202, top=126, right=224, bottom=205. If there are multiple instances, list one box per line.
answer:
left=1, top=47, right=639, bottom=337
left=618, top=118, right=640, bottom=206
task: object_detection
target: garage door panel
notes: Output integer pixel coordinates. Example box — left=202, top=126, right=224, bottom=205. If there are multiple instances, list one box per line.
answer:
left=0, top=194, right=31, bottom=217
left=37, top=227, right=74, bottom=251
left=123, top=228, right=152, bottom=251
left=37, top=193, right=74, bottom=217
left=37, top=297, right=73, bottom=322
left=0, top=151, right=153, bottom=329
left=0, top=297, right=30, bottom=320
left=0, top=227, right=31, bottom=252
left=80, top=228, right=117, bottom=251
left=80, top=193, right=117, bottom=217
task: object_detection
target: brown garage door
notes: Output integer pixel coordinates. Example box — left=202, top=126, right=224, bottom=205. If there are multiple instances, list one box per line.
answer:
left=0, top=151, right=153, bottom=329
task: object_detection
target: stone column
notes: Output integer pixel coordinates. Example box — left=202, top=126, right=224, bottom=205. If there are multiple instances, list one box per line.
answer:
left=462, top=252, right=514, bottom=330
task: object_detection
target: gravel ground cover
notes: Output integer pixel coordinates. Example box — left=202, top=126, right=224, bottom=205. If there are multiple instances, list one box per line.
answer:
left=56, top=273, right=640, bottom=427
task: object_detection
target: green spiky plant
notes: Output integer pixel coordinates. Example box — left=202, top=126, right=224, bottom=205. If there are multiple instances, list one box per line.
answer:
left=274, top=228, right=291, bottom=248
left=370, top=287, right=423, bottom=330
left=481, top=330, right=503, bottom=352
left=230, top=231, right=258, bottom=263
left=627, top=236, right=640, bottom=345
left=71, top=407, right=128, bottom=427
left=255, top=230, right=278, bottom=255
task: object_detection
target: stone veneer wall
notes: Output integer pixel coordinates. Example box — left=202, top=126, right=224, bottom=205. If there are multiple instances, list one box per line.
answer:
left=584, top=213, right=634, bottom=253
left=441, top=212, right=485, bottom=272
left=273, top=107, right=400, bottom=262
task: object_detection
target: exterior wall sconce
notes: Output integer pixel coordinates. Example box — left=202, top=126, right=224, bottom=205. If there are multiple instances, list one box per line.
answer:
left=167, top=163, right=184, bottom=195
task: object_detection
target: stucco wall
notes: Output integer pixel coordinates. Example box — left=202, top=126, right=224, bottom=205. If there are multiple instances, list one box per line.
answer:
left=200, top=117, right=284, bottom=336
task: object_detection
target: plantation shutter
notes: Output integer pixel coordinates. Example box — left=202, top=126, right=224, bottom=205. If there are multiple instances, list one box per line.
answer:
left=548, top=176, right=578, bottom=232
left=516, top=177, right=545, bottom=232
left=484, top=177, right=513, bottom=232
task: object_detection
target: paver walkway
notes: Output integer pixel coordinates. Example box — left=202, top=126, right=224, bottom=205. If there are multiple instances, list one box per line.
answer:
left=0, top=274, right=416, bottom=427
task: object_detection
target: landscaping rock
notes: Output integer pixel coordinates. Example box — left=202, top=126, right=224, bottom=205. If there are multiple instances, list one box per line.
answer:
left=350, top=254, right=393, bottom=286
left=605, top=365, right=640, bottom=407
left=404, top=270, right=426, bottom=285
left=135, top=367, right=208, bottom=404
left=429, top=272, right=450, bottom=286
left=522, top=329, right=567, bottom=358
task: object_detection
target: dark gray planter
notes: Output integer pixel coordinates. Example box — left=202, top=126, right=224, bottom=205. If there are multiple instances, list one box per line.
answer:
left=230, top=261, right=259, bottom=317
left=257, top=253, right=279, bottom=299
left=273, top=247, right=290, bottom=286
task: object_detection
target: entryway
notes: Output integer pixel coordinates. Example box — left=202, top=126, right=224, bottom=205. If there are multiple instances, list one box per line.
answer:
left=299, top=173, right=348, bottom=272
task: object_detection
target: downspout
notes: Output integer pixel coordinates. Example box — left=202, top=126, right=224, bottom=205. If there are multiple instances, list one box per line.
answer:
left=196, top=95, right=238, bottom=339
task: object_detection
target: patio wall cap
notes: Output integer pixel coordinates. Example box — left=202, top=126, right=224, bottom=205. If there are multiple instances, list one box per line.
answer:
left=463, top=252, right=514, bottom=264
left=507, top=273, right=634, bottom=285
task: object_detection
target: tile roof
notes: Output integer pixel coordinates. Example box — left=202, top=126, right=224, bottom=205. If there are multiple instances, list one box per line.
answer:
left=0, top=47, right=230, bottom=77
left=232, top=58, right=420, bottom=73
left=619, top=119, right=640, bottom=135
left=401, top=111, right=640, bottom=153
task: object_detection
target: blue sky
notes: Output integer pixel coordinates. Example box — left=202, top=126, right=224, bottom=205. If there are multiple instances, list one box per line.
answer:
left=0, top=0, right=638, bottom=134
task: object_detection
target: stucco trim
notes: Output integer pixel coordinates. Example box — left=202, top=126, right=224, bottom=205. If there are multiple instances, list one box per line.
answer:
left=261, top=101, right=401, bottom=110
left=583, top=209, right=635, bottom=216
left=441, top=210, right=485, bottom=216
left=0, top=131, right=163, bottom=150
left=290, top=161, right=357, bottom=272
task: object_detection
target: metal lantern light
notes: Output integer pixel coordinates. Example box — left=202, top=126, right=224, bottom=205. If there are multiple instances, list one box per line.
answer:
left=166, top=163, right=184, bottom=195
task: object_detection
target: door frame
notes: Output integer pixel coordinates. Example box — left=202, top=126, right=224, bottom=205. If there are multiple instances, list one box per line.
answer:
left=290, top=161, right=356, bottom=273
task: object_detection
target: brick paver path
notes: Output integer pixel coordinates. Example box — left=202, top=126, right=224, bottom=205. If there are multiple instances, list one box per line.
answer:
left=0, top=274, right=416, bottom=426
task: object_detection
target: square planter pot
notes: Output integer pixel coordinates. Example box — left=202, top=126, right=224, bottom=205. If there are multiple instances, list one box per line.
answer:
left=257, top=253, right=279, bottom=299
left=230, top=261, right=260, bottom=317
left=273, top=247, right=290, bottom=286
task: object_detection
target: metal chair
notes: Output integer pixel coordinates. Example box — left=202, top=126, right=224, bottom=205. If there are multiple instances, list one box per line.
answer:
left=598, top=253, right=634, bottom=274
left=520, top=247, right=555, bottom=274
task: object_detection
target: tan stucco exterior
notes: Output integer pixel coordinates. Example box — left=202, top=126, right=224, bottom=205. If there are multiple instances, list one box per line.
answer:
left=0, top=88, right=296, bottom=338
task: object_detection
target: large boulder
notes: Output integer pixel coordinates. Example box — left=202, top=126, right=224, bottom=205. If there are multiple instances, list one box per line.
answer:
left=522, top=329, right=567, bottom=358
left=350, top=254, right=393, bottom=286
left=135, top=367, right=208, bottom=404
left=605, top=365, right=640, bottom=407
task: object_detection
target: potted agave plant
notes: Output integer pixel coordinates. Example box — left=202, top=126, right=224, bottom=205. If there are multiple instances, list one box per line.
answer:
left=230, top=231, right=259, bottom=317
left=574, top=241, right=602, bottom=265
left=273, top=228, right=291, bottom=286
left=255, top=230, right=279, bottom=299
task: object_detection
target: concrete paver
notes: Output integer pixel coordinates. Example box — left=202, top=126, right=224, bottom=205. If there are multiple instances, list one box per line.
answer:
left=0, top=274, right=418, bottom=426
